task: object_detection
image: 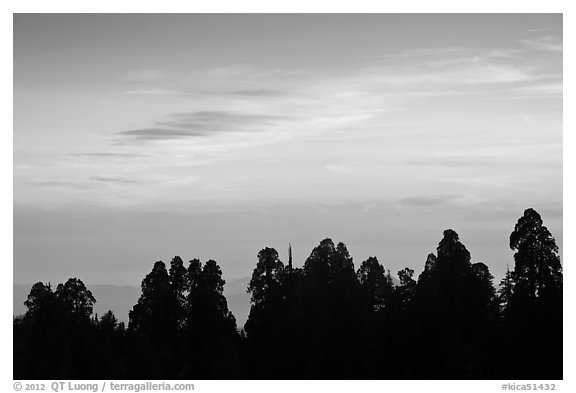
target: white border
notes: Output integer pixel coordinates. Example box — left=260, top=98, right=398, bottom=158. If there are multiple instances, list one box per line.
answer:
left=4, top=2, right=573, bottom=391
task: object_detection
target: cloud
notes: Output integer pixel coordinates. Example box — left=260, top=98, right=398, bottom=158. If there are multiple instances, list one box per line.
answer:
left=520, top=36, right=562, bottom=52
left=361, top=46, right=561, bottom=92
left=118, top=111, right=296, bottom=141
left=404, top=155, right=561, bottom=170
left=375, top=47, right=469, bottom=60
left=370, top=61, right=542, bottom=88
left=25, top=180, right=91, bottom=188
left=398, top=194, right=486, bottom=208
left=511, top=81, right=562, bottom=97
left=373, top=47, right=508, bottom=66
left=124, top=65, right=257, bottom=86
left=113, top=87, right=291, bottom=99
left=404, top=158, right=495, bottom=168
left=112, top=88, right=180, bottom=96
left=74, top=153, right=142, bottom=158
left=528, top=28, right=553, bottom=33
left=164, top=111, right=294, bottom=126
left=119, top=128, right=205, bottom=140
left=90, top=176, right=141, bottom=184
left=325, top=164, right=357, bottom=174
left=229, top=89, right=289, bottom=97
left=399, top=194, right=463, bottom=207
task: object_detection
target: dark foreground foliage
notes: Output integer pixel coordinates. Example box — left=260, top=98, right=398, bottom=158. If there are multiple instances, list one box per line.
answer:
left=14, top=208, right=562, bottom=379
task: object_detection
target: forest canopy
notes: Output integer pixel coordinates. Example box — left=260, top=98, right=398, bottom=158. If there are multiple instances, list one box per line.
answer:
left=14, top=208, right=562, bottom=380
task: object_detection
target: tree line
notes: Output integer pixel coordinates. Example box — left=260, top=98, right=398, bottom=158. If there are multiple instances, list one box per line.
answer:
left=13, top=208, right=562, bottom=379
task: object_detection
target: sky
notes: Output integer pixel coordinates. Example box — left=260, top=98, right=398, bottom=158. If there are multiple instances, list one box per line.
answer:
left=13, top=14, right=562, bottom=288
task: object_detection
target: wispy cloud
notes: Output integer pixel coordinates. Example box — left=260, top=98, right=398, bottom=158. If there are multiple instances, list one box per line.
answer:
left=228, top=89, right=290, bottom=97
left=404, top=155, right=561, bottom=169
left=16, top=41, right=562, bottom=210
left=112, top=88, right=181, bottom=96
left=520, top=35, right=563, bottom=52
left=374, top=47, right=466, bottom=60
left=377, top=46, right=524, bottom=63
left=511, top=81, right=562, bottom=97
left=365, top=59, right=552, bottom=88
left=25, top=179, right=93, bottom=189
left=528, top=27, right=553, bottom=33
left=123, top=65, right=258, bottom=86
left=399, top=194, right=466, bottom=208
left=90, top=175, right=141, bottom=184
left=118, top=111, right=296, bottom=141
left=117, top=47, right=557, bottom=120
left=73, top=152, right=142, bottom=158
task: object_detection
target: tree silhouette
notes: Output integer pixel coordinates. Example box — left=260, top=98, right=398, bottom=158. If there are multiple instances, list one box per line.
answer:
left=385, top=267, right=419, bottom=378
left=413, top=230, right=496, bottom=378
left=497, top=266, right=515, bottom=316
left=355, top=257, right=397, bottom=377
left=13, top=209, right=563, bottom=380
left=186, top=258, right=202, bottom=304
left=55, top=278, right=96, bottom=322
left=169, top=256, right=188, bottom=328
left=99, top=310, right=119, bottom=332
left=504, top=208, right=563, bottom=379
left=189, top=260, right=236, bottom=331
left=129, top=261, right=178, bottom=339
left=126, top=261, right=181, bottom=378
left=247, top=247, right=285, bottom=307
left=23, top=282, right=56, bottom=322
left=244, top=247, right=288, bottom=378
left=245, top=247, right=286, bottom=341
left=357, top=256, right=393, bottom=312
left=303, top=238, right=334, bottom=288
left=15, top=278, right=99, bottom=379
left=396, top=266, right=417, bottom=311
left=509, top=208, right=562, bottom=303
left=185, top=259, right=240, bottom=378
left=95, top=310, right=127, bottom=378
left=301, top=239, right=366, bottom=378
left=15, top=282, right=59, bottom=378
